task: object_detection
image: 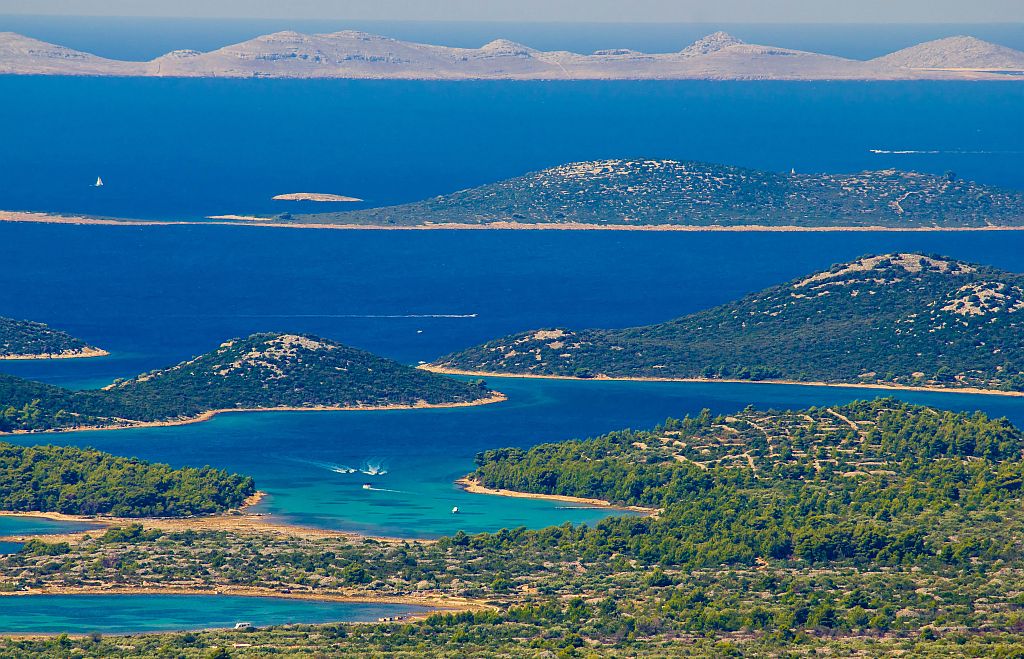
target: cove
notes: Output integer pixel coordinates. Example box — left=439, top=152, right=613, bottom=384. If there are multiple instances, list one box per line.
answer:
left=0, top=595, right=435, bottom=634
left=0, top=517, right=105, bottom=555
left=5, top=376, right=1021, bottom=539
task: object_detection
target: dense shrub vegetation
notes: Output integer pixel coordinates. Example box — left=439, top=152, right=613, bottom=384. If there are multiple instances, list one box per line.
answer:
left=0, top=316, right=100, bottom=358
left=437, top=253, right=1024, bottom=391
left=291, top=160, right=1024, bottom=229
left=0, top=333, right=494, bottom=432
left=5, top=398, right=1024, bottom=655
left=0, top=443, right=254, bottom=516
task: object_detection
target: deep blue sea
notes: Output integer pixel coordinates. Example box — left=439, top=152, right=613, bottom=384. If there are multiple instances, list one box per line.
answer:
left=3, top=225, right=1024, bottom=537
left=0, top=78, right=1022, bottom=220
left=0, top=31, right=1023, bottom=540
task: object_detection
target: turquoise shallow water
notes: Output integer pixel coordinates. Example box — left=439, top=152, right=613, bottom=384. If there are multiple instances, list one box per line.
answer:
left=5, top=376, right=1019, bottom=539
left=2, top=225, right=1024, bottom=536
left=1, top=62, right=1022, bottom=632
left=0, top=517, right=102, bottom=537
left=0, top=516, right=105, bottom=554
left=0, top=595, right=433, bottom=634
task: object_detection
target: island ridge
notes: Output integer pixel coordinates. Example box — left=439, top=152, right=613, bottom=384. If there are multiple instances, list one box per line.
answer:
left=2, top=30, right=1023, bottom=80
left=0, top=332, right=502, bottom=433
left=428, top=253, right=1024, bottom=393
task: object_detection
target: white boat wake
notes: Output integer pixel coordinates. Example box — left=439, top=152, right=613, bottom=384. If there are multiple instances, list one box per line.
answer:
left=869, top=149, right=1024, bottom=155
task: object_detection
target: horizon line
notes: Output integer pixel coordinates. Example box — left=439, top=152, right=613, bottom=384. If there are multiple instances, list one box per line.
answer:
left=2, top=15, right=1024, bottom=26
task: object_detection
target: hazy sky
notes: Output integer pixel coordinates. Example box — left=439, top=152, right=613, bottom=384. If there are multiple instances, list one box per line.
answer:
left=2, top=0, right=1023, bottom=23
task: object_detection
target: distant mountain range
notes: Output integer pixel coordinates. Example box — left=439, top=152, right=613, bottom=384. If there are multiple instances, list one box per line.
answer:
left=286, top=160, right=1024, bottom=229
left=428, top=253, right=1024, bottom=393
left=1, top=30, right=1022, bottom=80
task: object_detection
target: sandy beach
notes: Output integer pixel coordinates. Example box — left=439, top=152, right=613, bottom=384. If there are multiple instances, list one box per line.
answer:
left=0, top=492, right=422, bottom=544
left=0, top=346, right=109, bottom=360
left=0, top=585, right=482, bottom=614
left=456, top=477, right=659, bottom=515
left=0, top=586, right=485, bottom=638
left=1, top=391, right=508, bottom=437
left=6, top=209, right=1024, bottom=232
left=421, top=365, right=1024, bottom=398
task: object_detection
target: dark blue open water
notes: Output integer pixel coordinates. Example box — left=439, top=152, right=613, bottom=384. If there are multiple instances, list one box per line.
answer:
left=2, top=224, right=1024, bottom=537
left=0, top=71, right=1022, bottom=537
left=0, top=78, right=1021, bottom=220
left=1, top=29, right=1023, bottom=631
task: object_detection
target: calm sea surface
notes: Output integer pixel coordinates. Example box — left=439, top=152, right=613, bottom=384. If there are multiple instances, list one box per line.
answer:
left=2, top=27, right=1024, bottom=631
left=1, top=72, right=1023, bottom=536
left=2, top=225, right=1024, bottom=537
left=0, top=78, right=1022, bottom=220
left=0, top=594, right=434, bottom=633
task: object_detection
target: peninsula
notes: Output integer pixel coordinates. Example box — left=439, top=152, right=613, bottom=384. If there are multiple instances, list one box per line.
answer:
left=1, top=30, right=1022, bottom=80
left=0, top=316, right=107, bottom=360
left=0, top=443, right=254, bottom=517
left=9, top=397, right=1024, bottom=655
left=428, top=253, right=1024, bottom=393
left=0, top=332, right=502, bottom=433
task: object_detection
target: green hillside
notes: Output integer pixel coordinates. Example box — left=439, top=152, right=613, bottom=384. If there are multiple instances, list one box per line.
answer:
left=433, top=253, right=1024, bottom=392
left=0, top=316, right=105, bottom=359
left=0, top=443, right=254, bottom=517
left=286, top=160, right=1024, bottom=228
left=1, top=333, right=497, bottom=432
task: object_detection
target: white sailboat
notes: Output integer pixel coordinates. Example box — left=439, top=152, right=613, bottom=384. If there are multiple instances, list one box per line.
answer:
left=94, top=177, right=104, bottom=187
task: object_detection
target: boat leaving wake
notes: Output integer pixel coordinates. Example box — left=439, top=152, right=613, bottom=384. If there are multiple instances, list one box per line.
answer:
left=176, top=313, right=478, bottom=319
left=361, top=486, right=405, bottom=494
left=869, top=149, right=1024, bottom=155
left=359, top=461, right=388, bottom=476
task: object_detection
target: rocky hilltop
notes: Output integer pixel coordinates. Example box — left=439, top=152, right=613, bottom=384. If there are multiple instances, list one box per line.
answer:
left=291, top=160, right=1024, bottom=229
left=0, top=332, right=500, bottom=432
left=873, top=35, right=1024, bottom=70
left=0, top=315, right=107, bottom=359
left=429, top=253, right=1024, bottom=392
left=1, top=30, right=1021, bottom=80
left=0, top=31, right=143, bottom=75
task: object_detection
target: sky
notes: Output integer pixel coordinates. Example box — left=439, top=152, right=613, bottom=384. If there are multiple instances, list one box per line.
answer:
left=2, top=0, right=1023, bottom=23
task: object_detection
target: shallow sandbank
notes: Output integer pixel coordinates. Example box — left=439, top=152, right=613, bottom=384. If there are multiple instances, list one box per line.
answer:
left=6, top=209, right=1024, bottom=232
left=456, top=477, right=659, bottom=516
left=421, top=365, right=1024, bottom=398
left=0, top=492, right=419, bottom=544
left=272, top=193, right=363, bottom=202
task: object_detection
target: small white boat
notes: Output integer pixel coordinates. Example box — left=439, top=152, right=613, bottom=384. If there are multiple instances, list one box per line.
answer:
left=94, top=176, right=104, bottom=187
left=451, top=506, right=459, bottom=514
left=362, top=483, right=372, bottom=490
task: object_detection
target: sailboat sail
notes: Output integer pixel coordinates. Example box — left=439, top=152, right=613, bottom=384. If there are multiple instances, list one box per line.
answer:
left=94, top=177, right=103, bottom=187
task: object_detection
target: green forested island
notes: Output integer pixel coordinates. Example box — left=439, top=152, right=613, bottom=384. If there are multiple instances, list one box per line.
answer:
left=0, top=316, right=106, bottom=359
left=284, top=160, right=1024, bottom=229
left=431, top=253, right=1024, bottom=392
left=0, top=443, right=254, bottom=516
left=7, top=398, right=1024, bottom=656
left=0, top=332, right=498, bottom=432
